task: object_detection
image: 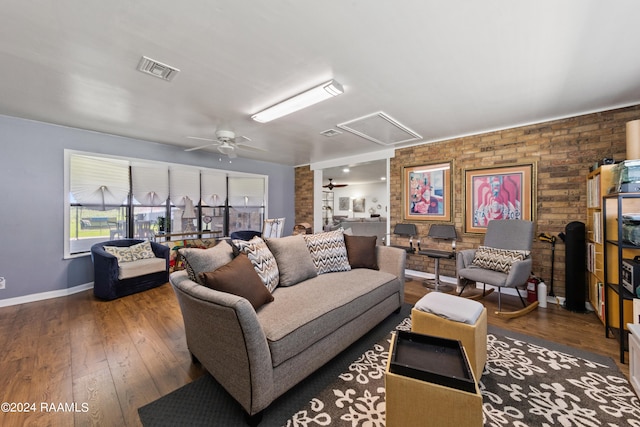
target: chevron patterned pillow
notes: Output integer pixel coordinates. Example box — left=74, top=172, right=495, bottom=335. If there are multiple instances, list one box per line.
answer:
left=303, top=228, right=351, bottom=275
left=471, top=246, right=530, bottom=274
left=233, top=236, right=280, bottom=292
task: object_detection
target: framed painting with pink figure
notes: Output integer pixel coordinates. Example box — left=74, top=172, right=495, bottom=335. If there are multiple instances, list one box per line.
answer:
left=403, top=162, right=452, bottom=221
left=464, top=163, right=535, bottom=233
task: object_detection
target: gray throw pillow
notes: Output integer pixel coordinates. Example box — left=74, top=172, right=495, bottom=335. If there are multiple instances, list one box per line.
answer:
left=266, top=235, right=317, bottom=286
left=179, top=240, right=234, bottom=285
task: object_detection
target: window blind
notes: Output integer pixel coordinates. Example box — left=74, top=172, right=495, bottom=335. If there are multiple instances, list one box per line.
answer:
left=169, top=167, right=200, bottom=206
left=201, top=171, right=227, bottom=206
left=131, top=163, right=169, bottom=206
left=228, top=177, right=265, bottom=206
left=70, top=154, right=129, bottom=208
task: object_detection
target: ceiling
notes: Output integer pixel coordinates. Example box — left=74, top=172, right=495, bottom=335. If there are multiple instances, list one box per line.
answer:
left=2, top=1, right=640, bottom=169
left=322, top=160, right=387, bottom=187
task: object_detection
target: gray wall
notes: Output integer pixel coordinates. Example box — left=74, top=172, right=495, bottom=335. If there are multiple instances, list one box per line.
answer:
left=0, top=114, right=295, bottom=301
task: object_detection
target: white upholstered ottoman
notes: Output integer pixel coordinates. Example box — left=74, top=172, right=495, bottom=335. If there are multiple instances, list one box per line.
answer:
left=411, top=292, right=487, bottom=379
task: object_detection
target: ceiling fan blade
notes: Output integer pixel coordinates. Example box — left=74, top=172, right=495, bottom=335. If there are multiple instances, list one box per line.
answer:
left=237, top=143, right=267, bottom=152
left=187, top=136, right=216, bottom=141
left=185, top=143, right=216, bottom=152
left=323, top=179, right=347, bottom=189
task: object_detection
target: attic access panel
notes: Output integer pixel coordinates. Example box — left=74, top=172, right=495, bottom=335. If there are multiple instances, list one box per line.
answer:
left=337, top=112, right=422, bottom=146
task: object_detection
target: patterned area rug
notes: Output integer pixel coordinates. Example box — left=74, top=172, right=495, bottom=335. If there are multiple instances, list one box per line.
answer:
left=287, top=319, right=640, bottom=427
left=139, top=307, right=640, bottom=426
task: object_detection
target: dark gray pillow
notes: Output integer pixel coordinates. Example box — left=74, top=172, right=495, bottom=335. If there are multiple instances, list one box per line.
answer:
left=266, top=234, right=317, bottom=286
left=344, top=234, right=379, bottom=270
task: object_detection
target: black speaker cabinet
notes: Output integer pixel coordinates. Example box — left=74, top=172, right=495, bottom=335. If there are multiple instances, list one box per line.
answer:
left=564, top=221, right=587, bottom=312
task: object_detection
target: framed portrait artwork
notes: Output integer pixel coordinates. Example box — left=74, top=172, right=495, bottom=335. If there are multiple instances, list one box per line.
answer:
left=464, top=163, right=535, bottom=233
left=403, top=162, right=452, bottom=221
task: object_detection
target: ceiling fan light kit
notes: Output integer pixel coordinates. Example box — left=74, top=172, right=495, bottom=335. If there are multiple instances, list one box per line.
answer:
left=217, top=143, right=235, bottom=156
left=251, top=79, right=344, bottom=123
left=185, top=129, right=251, bottom=158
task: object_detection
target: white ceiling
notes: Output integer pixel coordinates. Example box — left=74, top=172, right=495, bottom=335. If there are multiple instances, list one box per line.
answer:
left=2, top=1, right=640, bottom=169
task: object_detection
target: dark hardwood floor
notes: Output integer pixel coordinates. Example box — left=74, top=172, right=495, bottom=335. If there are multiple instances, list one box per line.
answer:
left=0, top=277, right=629, bottom=426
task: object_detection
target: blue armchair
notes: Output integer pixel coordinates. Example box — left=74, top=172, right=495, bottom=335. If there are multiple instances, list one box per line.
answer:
left=230, top=230, right=262, bottom=241
left=91, top=239, right=170, bottom=300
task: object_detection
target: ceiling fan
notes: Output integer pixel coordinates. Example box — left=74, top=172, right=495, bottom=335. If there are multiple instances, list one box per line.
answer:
left=323, top=178, right=348, bottom=190
left=185, top=129, right=262, bottom=158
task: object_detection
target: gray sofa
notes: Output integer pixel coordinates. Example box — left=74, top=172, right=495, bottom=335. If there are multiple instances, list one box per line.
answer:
left=327, top=218, right=388, bottom=243
left=170, top=239, right=405, bottom=423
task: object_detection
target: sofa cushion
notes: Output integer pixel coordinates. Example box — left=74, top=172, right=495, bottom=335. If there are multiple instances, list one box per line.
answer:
left=199, top=253, right=274, bottom=310
left=303, top=229, right=351, bottom=275
left=258, top=268, right=399, bottom=367
left=118, top=257, right=166, bottom=280
left=471, top=245, right=530, bottom=274
left=265, top=235, right=317, bottom=287
left=344, top=234, right=378, bottom=270
left=130, top=241, right=156, bottom=260
left=179, top=240, right=234, bottom=285
left=104, top=245, right=135, bottom=263
left=233, top=236, right=280, bottom=292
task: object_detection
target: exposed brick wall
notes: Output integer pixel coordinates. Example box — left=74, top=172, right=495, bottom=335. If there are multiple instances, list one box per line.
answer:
left=294, top=165, right=314, bottom=229
left=296, top=105, right=640, bottom=297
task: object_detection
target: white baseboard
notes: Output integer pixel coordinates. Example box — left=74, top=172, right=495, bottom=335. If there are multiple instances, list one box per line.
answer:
left=406, top=269, right=587, bottom=310
left=0, top=282, right=93, bottom=308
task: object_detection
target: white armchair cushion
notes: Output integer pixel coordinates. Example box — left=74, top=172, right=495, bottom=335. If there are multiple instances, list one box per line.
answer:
left=118, top=258, right=166, bottom=279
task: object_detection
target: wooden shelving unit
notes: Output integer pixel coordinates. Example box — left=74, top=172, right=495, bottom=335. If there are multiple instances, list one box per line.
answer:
left=586, top=165, right=614, bottom=324
left=603, top=191, right=640, bottom=363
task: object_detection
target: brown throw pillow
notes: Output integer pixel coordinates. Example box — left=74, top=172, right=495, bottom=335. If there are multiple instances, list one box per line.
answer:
left=199, top=253, right=274, bottom=310
left=344, top=234, right=379, bottom=270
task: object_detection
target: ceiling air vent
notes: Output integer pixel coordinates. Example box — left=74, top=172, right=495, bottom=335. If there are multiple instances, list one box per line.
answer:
left=137, top=56, right=180, bottom=81
left=337, top=111, right=422, bottom=145
left=320, top=128, right=342, bottom=137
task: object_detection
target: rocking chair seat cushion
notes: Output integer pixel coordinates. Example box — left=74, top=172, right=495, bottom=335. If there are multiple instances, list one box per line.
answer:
left=458, top=265, right=510, bottom=287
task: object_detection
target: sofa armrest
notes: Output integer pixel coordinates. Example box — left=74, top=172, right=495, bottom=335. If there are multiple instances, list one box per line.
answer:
left=150, top=241, right=170, bottom=270
left=90, top=245, right=119, bottom=288
left=169, top=271, right=274, bottom=415
left=376, top=245, right=406, bottom=302
left=376, top=245, right=405, bottom=280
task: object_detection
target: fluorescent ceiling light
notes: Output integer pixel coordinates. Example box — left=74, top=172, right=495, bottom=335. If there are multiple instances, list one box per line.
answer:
left=251, top=80, right=344, bottom=123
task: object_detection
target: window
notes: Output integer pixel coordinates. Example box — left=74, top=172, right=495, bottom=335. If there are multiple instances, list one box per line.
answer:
left=64, top=151, right=268, bottom=258
left=201, top=171, right=227, bottom=235
left=67, top=154, right=130, bottom=255
left=228, top=177, right=265, bottom=234
left=131, top=162, right=169, bottom=239
left=169, top=167, right=200, bottom=234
